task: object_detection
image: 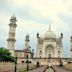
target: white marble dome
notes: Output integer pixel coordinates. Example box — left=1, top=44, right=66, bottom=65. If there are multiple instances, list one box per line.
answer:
left=44, top=30, right=56, bottom=39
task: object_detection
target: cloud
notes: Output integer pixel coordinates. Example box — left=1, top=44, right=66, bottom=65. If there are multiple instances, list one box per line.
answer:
left=0, top=0, right=14, bottom=15
left=0, top=0, right=72, bottom=57
left=58, top=14, right=72, bottom=24
left=10, top=0, right=72, bottom=17
left=15, top=6, right=52, bottom=24
left=58, top=13, right=72, bottom=33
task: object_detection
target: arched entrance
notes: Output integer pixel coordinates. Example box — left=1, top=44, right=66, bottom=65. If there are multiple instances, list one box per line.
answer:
left=45, top=45, right=54, bottom=58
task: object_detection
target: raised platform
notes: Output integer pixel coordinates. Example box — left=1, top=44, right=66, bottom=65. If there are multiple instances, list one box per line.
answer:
left=16, top=57, right=72, bottom=65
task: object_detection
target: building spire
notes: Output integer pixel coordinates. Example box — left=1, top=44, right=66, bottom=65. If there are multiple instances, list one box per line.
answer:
left=11, top=12, right=16, bottom=18
left=49, top=24, right=51, bottom=31
left=13, top=12, right=15, bottom=17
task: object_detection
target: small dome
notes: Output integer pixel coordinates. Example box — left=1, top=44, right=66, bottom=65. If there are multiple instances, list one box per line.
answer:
left=25, top=34, right=29, bottom=41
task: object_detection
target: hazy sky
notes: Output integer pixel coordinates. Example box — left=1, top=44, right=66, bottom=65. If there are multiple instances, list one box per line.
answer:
left=0, top=0, right=72, bottom=57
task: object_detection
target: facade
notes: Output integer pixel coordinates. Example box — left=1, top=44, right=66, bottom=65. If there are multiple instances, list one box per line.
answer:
left=7, top=15, right=64, bottom=61
left=7, top=15, right=33, bottom=59
left=36, top=25, right=63, bottom=58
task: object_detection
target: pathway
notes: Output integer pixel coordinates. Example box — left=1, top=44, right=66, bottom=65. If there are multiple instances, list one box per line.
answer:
left=29, top=65, right=68, bottom=72
left=29, top=65, right=47, bottom=72
left=52, top=66, right=68, bottom=72
left=45, top=68, right=54, bottom=72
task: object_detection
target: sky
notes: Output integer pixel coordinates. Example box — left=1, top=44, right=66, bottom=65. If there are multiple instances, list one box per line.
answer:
left=0, top=0, right=72, bottom=57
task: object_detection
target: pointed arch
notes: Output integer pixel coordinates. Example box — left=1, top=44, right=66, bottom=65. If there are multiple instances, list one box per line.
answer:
left=45, top=45, right=54, bottom=58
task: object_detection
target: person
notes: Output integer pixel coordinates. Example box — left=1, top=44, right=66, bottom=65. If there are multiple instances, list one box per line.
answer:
left=49, top=62, right=51, bottom=67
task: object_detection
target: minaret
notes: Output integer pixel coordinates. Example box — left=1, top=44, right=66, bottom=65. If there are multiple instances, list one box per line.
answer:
left=59, top=33, right=63, bottom=58
left=70, top=36, right=72, bottom=58
left=7, top=14, right=17, bottom=56
left=25, top=34, right=30, bottom=49
left=60, top=33, right=63, bottom=46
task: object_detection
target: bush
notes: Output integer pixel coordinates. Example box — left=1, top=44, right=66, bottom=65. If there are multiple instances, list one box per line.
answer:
left=0, top=47, right=15, bottom=62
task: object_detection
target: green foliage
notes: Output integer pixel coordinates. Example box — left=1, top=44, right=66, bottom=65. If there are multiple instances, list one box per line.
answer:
left=0, top=47, right=15, bottom=62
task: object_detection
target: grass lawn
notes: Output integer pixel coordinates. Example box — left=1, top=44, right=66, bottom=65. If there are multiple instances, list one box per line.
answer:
left=69, top=70, right=72, bottom=72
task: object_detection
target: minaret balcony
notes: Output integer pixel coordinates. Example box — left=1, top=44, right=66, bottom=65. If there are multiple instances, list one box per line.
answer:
left=9, top=23, right=17, bottom=27
left=10, top=18, right=17, bottom=22
left=7, top=38, right=16, bottom=42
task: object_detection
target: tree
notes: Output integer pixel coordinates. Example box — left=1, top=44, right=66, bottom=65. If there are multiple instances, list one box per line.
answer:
left=0, top=47, right=15, bottom=62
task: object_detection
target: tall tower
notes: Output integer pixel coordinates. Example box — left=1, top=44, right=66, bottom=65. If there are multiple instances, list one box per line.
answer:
left=25, top=34, right=30, bottom=49
left=7, top=14, right=17, bottom=56
left=24, top=34, right=32, bottom=58
left=70, top=36, right=72, bottom=58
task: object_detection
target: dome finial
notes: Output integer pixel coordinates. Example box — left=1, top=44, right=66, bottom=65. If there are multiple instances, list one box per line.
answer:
left=11, top=12, right=16, bottom=18
left=13, top=12, right=15, bottom=17
left=49, top=24, right=51, bottom=31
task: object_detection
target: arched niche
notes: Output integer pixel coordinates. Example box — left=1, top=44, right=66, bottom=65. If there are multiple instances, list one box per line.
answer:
left=45, top=45, right=54, bottom=58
